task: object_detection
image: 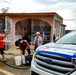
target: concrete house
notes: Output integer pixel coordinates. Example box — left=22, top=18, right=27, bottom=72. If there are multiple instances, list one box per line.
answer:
left=0, top=12, right=66, bottom=47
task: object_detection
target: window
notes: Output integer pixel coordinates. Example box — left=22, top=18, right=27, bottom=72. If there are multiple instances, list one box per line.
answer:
left=56, top=31, right=76, bottom=44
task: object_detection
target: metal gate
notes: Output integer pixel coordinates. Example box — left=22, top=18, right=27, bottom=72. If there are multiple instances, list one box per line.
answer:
left=5, top=16, right=15, bottom=49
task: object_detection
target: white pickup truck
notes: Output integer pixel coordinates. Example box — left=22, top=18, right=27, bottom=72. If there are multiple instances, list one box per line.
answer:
left=31, top=31, right=76, bottom=75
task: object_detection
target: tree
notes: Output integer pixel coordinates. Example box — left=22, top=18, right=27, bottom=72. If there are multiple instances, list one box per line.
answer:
left=0, top=0, right=11, bottom=13
left=1, top=7, right=9, bottom=13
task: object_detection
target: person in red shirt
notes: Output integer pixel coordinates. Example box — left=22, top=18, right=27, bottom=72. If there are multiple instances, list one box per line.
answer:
left=0, top=32, right=9, bottom=62
left=19, top=39, right=31, bottom=56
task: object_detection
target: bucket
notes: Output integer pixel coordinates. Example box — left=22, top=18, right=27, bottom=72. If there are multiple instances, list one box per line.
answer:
left=15, top=56, right=21, bottom=66
left=22, top=55, right=26, bottom=64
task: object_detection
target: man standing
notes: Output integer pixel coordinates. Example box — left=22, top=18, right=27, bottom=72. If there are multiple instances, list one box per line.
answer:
left=33, top=32, right=42, bottom=51
left=0, top=32, right=9, bottom=62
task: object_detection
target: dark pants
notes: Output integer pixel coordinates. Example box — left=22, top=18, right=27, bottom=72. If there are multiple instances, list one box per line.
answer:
left=22, top=48, right=31, bottom=55
left=27, top=48, right=31, bottom=55
left=34, top=46, right=38, bottom=51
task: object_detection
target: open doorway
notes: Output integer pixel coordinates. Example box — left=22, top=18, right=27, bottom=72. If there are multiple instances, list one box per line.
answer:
left=15, top=19, right=31, bottom=42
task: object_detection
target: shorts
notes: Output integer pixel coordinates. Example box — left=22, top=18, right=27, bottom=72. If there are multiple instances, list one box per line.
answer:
left=0, top=48, right=4, bottom=54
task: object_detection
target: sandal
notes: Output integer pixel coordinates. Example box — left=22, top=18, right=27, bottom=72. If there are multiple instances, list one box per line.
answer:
left=4, top=59, right=7, bottom=62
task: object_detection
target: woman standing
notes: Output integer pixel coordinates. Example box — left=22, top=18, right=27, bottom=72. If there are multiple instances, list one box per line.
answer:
left=33, top=32, right=42, bottom=51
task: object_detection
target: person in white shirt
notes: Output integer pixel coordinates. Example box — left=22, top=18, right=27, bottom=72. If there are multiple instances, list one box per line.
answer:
left=33, top=32, right=42, bottom=51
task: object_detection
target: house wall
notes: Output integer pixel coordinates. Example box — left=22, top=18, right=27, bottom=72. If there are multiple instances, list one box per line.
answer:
left=10, top=15, right=54, bottom=45
left=0, top=13, right=64, bottom=46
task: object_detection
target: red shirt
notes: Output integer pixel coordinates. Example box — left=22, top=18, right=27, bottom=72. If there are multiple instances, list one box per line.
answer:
left=0, top=36, right=4, bottom=48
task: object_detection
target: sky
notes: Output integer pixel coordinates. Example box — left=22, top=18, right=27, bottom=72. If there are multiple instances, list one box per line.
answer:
left=0, top=0, right=76, bottom=30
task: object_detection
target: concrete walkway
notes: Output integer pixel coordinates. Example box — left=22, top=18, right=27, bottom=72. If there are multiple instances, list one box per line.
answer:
left=4, top=46, right=20, bottom=56
left=4, top=45, right=35, bottom=56
left=0, top=46, right=34, bottom=75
